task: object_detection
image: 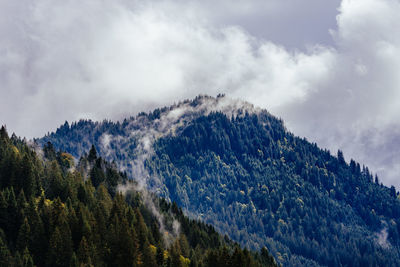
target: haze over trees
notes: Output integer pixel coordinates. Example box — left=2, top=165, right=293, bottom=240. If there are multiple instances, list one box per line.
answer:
left=40, top=96, right=400, bottom=266
left=0, top=125, right=276, bottom=267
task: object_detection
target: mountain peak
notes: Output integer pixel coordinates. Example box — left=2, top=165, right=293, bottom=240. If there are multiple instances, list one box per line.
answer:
left=37, top=96, right=400, bottom=266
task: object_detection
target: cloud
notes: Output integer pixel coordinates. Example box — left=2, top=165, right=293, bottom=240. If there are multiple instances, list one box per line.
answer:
left=375, top=221, right=391, bottom=249
left=156, top=0, right=341, bottom=49
left=280, top=0, right=400, bottom=187
left=0, top=0, right=337, bottom=138
left=0, top=0, right=400, bottom=187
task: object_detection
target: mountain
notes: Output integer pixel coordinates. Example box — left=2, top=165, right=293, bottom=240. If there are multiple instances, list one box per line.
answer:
left=39, top=95, right=400, bottom=266
left=0, top=126, right=276, bottom=267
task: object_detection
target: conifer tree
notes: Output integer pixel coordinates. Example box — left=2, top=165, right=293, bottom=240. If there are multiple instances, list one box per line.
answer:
left=22, top=247, right=34, bottom=267
left=0, top=131, right=277, bottom=267
left=46, top=226, right=73, bottom=267
left=88, top=145, right=97, bottom=162
left=43, top=142, right=57, bottom=161
left=156, top=246, right=164, bottom=266
left=69, top=252, right=79, bottom=267
left=0, top=234, right=12, bottom=266
left=142, top=240, right=157, bottom=267
left=16, top=217, right=31, bottom=252
left=170, top=238, right=183, bottom=267
left=0, top=191, right=7, bottom=233
left=14, top=251, right=23, bottom=267
left=77, top=236, right=93, bottom=266
left=19, top=155, right=35, bottom=197
left=6, top=187, right=18, bottom=243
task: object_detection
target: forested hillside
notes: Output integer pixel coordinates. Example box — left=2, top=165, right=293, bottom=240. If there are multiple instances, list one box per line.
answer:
left=0, top=126, right=276, bottom=267
left=40, top=95, right=400, bottom=266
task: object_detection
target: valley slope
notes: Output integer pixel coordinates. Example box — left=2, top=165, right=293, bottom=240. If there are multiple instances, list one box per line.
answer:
left=0, top=126, right=276, bottom=267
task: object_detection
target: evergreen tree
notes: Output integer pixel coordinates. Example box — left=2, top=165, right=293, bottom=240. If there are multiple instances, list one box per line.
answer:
left=16, top=217, right=31, bottom=252
left=0, top=233, right=12, bottom=266
left=69, top=252, right=79, bottom=267
left=22, top=247, right=35, bottom=267
left=19, top=155, right=35, bottom=197
left=156, top=246, right=164, bottom=266
left=88, top=145, right=97, bottom=162
left=0, top=130, right=276, bottom=267
left=46, top=226, right=73, bottom=267
left=77, top=236, right=93, bottom=267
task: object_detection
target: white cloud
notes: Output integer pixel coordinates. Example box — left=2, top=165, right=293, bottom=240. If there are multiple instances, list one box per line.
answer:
left=0, top=0, right=335, bottom=136
left=0, top=0, right=399, bottom=187
left=281, top=0, right=400, bottom=187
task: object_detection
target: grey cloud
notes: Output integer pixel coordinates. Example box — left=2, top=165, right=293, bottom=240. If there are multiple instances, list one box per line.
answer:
left=0, top=0, right=336, bottom=138
left=0, top=0, right=399, bottom=188
left=279, top=0, right=400, bottom=187
left=185, top=0, right=341, bottom=49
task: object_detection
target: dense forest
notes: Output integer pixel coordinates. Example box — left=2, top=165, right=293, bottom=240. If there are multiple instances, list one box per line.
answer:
left=0, top=126, right=276, bottom=266
left=40, top=95, right=400, bottom=266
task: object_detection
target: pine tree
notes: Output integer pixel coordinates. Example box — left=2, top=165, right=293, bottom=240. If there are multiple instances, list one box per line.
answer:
left=170, top=238, right=183, bottom=267
left=0, top=234, right=13, bottom=266
left=46, top=226, right=73, bottom=267
left=179, top=234, right=190, bottom=258
left=142, top=241, right=157, bottom=267
left=156, top=246, right=164, bottom=266
left=0, top=126, right=8, bottom=141
left=14, top=251, right=23, bottom=267
left=69, top=252, right=79, bottom=267
left=43, top=142, right=57, bottom=161
left=0, top=191, right=7, bottom=233
left=337, top=150, right=345, bottom=165
left=90, top=159, right=105, bottom=188
left=29, top=210, right=46, bottom=266
left=22, top=247, right=34, bottom=267
left=16, top=217, right=31, bottom=252
left=135, top=207, right=149, bottom=249
left=231, top=247, right=246, bottom=267
left=17, top=190, right=28, bottom=210
left=95, top=184, right=113, bottom=215
left=77, top=236, right=93, bottom=266
left=0, top=149, right=18, bottom=189
left=19, top=155, right=35, bottom=197
left=46, top=161, right=65, bottom=200
left=6, top=187, right=19, bottom=243
left=260, top=247, right=275, bottom=266
left=88, top=145, right=97, bottom=162
left=220, top=246, right=232, bottom=266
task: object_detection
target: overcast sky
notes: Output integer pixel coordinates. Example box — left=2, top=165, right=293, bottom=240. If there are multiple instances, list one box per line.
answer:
left=1, top=0, right=400, bottom=188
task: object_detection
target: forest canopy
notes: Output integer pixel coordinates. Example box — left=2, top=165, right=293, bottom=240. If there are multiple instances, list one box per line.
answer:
left=0, top=125, right=276, bottom=267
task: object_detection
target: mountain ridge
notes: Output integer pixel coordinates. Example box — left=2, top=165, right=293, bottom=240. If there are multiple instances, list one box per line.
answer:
left=38, top=95, right=400, bottom=266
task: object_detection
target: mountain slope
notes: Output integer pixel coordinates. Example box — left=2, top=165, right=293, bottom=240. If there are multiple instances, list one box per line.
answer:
left=39, top=95, right=400, bottom=266
left=0, top=126, right=276, bottom=267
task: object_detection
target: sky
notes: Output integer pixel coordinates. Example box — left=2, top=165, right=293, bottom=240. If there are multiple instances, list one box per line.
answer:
left=1, top=0, right=400, bottom=188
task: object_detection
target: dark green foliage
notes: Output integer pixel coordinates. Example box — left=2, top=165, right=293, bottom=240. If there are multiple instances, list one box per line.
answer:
left=0, top=128, right=274, bottom=267
left=148, top=111, right=400, bottom=266
left=39, top=96, right=400, bottom=266
left=150, top=111, right=400, bottom=266
left=38, top=96, right=400, bottom=266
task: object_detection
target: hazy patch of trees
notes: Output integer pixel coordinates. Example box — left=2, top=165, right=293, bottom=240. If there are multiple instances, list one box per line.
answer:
left=0, top=126, right=275, bottom=267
